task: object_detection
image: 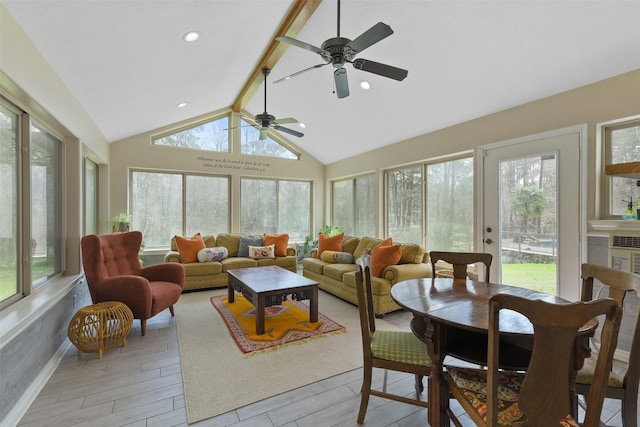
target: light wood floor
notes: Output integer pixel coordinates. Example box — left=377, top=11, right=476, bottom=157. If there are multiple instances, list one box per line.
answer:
left=17, top=291, right=631, bottom=427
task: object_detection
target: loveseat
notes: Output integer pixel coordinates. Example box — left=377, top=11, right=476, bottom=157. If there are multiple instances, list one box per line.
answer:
left=164, top=233, right=297, bottom=291
left=302, top=235, right=433, bottom=316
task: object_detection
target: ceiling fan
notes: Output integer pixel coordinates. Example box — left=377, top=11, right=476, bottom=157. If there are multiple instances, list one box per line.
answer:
left=250, top=67, right=303, bottom=141
left=274, top=0, right=408, bottom=99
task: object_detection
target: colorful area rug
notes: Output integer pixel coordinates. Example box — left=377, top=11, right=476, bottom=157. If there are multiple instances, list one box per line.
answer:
left=211, top=295, right=346, bottom=355
left=175, top=289, right=402, bottom=423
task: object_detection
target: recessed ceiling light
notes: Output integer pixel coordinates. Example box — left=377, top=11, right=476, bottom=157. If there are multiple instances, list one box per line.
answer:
left=177, top=102, right=187, bottom=108
left=183, top=31, right=199, bottom=42
left=299, top=123, right=306, bottom=129
left=360, top=80, right=371, bottom=90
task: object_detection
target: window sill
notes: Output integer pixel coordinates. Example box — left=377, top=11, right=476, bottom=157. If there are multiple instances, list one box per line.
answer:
left=589, top=219, right=640, bottom=232
left=0, top=274, right=83, bottom=351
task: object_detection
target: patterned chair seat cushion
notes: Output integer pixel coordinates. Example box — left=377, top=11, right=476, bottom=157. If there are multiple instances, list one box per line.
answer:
left=446, top=366, right=579, bottom=426
left=371, top=330, right=431, bottom=366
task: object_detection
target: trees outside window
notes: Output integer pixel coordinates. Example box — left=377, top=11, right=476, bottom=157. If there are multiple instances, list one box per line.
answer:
left=131, top=171, right=230, bottom=248
left=153, top=116, right=229, bottom=152
left=1, top=101, right=64, bottom=308
left=240, top=178, right=311, bottom=240
left=240, top=119, right=298, bottom=159
left=386, top=157, right=474, bottom=249
left=332, top=175, right=375, bottom=237
left=605, top=119, right=640, bottom=216
left=387, top=167, right=423, bottom=244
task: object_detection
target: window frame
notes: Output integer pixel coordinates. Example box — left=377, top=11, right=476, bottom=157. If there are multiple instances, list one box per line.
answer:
left=239, top=176, right=312, bottom=240
left=151, top=112, right=231, bottom=153
left=331, top=174, right=376, bottom=237
left=383, top=153, right=475, bottom=249
left=130, top=169, right=231, bottom=249
left=600, top=115, right=640, bottom=219
left=239, top=116, right=301, bottom=160
left=1, top=96, right=66, bottom=309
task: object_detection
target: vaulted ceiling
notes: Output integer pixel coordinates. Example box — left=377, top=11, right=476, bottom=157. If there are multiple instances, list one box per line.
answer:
left=3, top=0, right=640, bottom=164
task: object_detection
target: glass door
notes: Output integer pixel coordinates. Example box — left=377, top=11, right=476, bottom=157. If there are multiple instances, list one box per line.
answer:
left=480, top=127, right=585, bottom=300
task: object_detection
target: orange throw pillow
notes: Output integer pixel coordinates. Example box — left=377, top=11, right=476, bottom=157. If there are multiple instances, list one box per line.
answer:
left=317, top=232, right=344, bottom=258
left=371, top=242, right=402, bottom=277
left=378, top=237, right=392, bottom=247
left=263, top=233, right=289, bottom=257
left=175, top=233, right=206, bottom=263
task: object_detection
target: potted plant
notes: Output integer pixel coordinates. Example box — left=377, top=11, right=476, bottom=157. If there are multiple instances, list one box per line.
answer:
left=110, top=213, right=132, bottom=233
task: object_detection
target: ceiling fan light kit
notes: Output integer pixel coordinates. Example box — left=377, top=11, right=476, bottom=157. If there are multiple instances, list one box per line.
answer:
left=274, top=0, right=408, bottom=99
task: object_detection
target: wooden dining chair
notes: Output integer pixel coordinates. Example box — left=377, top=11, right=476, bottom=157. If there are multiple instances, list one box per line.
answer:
left=429, top=251, right=493, bottom=282
left=445, top=293, right=622, bottom=426
left=576, top=263, right=640, bottom=427
left=354, top=263, right=431, bottom=424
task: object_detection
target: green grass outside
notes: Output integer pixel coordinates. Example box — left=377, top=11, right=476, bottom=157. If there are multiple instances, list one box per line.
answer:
left=0, top=258, right=51, bottom=302
left=501, top=263, right=557, bottom=295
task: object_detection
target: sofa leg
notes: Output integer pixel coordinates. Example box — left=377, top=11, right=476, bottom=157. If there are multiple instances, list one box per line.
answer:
left=375, top=313, right=385, bottom=319
left=169, top=305, right=175, bottom=317
left=141, top=319, right=147, bottom=336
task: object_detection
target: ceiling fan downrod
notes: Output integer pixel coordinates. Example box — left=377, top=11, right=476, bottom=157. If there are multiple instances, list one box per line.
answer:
left=337, top=0, right=341, bottom=37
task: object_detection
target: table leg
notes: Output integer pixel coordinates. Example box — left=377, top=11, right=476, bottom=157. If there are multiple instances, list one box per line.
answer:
left=309, top=286, right=318, bottom=323
left=228, top=277, right=235, bottom=303
left=256, top=295, right=265, bottom=335
left=423, top=318, right=448, bottom=427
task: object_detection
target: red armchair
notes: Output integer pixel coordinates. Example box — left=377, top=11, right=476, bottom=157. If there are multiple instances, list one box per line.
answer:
left=81, top=231, right=185, bottom=336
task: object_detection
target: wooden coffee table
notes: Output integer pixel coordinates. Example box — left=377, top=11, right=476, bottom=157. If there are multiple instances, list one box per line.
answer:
left=227, top=265, right=319, bottom=335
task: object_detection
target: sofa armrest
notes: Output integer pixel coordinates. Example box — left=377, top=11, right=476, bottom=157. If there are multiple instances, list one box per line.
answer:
left=382, top=263, right=433, bottom=285
left=286, top=246, right=296, bottom=256
left=310, top=248, right=318, bottom=258
left=164, top=250, right=182, bottom=263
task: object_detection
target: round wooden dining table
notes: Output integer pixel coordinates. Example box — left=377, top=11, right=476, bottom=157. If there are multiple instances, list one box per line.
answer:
left=391, top=277, right=596, bottom=427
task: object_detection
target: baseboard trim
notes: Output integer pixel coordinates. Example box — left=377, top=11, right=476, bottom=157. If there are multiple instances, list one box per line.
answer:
left=2, top=340, right=73, bottom=426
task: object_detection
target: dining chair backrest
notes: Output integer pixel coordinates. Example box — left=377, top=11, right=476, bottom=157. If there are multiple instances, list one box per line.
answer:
left=355, top=264, right=377, bottom=347
left=353, top=263, right=431, bottom=423
left=486, top=294, right=622, bottom=426
left=577, top=263, right=640, bottom=427
left=429, top=251, right=493, bottom=282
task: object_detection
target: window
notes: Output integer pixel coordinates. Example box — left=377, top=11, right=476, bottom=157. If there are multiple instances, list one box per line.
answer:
left=426, top=157, right=474, bottom=251
left=240, top=118, right=298, bottom=159
left=0, top=102, right=19, bottom=306
left=83, top=157, right=98, bottom=235
left=604, top=117, right=640, bottom=216
left=131, top=171, right=230, bottom=248
left=385, top=156, right=474, bottom=249
left=240, top=178, right=311, bottom=240
left=1, top=99, right=65, bottom=308
left=387, top=167, right=423, bottom=244
left=30, top=121, right=63, bottom=286
left=332, top=175, right=375, bottom=236
left=153, top=116, right=229, bottom=152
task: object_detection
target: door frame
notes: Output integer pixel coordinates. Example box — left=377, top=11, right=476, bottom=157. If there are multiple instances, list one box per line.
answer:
left=476, top=124, right=588, bottom=300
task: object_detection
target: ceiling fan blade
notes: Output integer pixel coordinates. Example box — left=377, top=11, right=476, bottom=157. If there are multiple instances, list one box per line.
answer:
left=274, top=125, right=304, bottom=138
left=273, top=63, right=329, bottom=84
left=260, top=127, right=268, bottom=140
left=273, top=117, right=298, bottom=125
left=352, top=58, right=408, bottom=81
left=334, top=67, right=349, bottom=99
left=345, top=22, right=394, bottom=54
left=276, top=36, right=327, bottom=56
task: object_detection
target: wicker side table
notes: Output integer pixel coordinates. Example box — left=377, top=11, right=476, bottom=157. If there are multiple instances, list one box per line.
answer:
left=67, top=301, right=134, bottom=358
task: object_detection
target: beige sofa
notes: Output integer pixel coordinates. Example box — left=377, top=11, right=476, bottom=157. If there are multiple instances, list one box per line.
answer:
left=302, top=236, right=432, bottom=316
left=164, top=233, right=297, bottom=291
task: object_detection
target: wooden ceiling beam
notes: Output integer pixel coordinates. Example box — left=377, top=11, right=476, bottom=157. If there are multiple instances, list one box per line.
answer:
left=232, top=0, right=322, bottom=113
